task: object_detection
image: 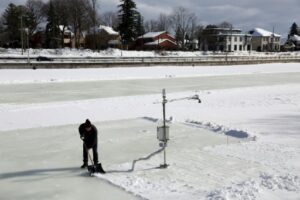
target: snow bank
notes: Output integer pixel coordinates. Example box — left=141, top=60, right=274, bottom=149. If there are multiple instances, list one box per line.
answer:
left=1, top=47, right=300, bottom=58
left=185, top=120, right=253, bottom=139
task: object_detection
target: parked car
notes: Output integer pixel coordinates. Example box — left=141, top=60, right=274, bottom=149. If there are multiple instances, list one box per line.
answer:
left=36, top=56, right=53, bottom=61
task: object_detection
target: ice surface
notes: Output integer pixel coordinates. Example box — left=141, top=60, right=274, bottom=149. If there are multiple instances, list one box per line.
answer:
left=0, top=63, right=300, bottom=199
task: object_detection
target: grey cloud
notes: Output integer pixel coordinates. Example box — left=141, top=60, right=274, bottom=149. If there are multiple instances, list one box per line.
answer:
left=1, top=0, right=299, bottom=36
left=133, top=0, right=300, bottom=35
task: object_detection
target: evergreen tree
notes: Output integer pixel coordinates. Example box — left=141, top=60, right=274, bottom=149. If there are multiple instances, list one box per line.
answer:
left=2, top=3, right=26, bottom=46
left=289, top=22, right=299, bottom=37
left=135, top=12, right=145, bottom=37
left=2, top=2, right=42, bottom=48
left=45, top=0, right=60, bottom=48
left=118, top=0, right=138, bottom=46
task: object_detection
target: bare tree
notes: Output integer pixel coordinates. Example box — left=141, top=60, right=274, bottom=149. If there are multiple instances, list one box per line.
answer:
left=169, top=7, right=197, bottom=49
left=144, top=20, right=158, bottom=32
left=50, top=0, right=70, bottom=47
left=156, top=14, right=170, bottom=32
left=100, top=11, right=119, bottom=29
left=25, top=0, right=45, bottom=25
left=187, top=15, right=197, bottom=40
left=67, top=0, right=93, bottom=48
left=218, top=21, right=233, bottom=29
left=144, top=14, right=170, bottom=33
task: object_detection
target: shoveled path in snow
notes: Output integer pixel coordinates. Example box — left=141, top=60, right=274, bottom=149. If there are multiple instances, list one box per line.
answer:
left=0, top=118, right=245, bottom=200
left=0, top=72, right=300, bottom=104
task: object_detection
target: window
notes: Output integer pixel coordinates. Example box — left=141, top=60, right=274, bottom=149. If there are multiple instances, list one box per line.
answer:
left=239, top=45, right=242, bottom=51
left=234, top=36, right=237, bottom=42
left=219, top=45, right=224, bottom=51
left=240, top=37, right=243, bottom=42
left=234, top=45, right=237, bottom=50
left=228, top=45, right=231, bottom=51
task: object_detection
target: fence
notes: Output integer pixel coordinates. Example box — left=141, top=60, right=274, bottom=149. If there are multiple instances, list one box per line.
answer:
left=0, top=55, right=300, bottom=69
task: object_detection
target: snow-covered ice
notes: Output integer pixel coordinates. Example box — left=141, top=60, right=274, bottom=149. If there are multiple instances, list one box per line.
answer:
left=0, top=63, right=299, bottom=200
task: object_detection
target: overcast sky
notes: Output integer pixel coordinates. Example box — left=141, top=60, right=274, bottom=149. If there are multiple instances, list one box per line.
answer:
left=1, top=0, right=300, bottom=36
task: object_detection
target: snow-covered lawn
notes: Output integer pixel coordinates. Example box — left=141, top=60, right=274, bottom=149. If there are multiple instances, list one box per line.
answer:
left=1, top=48, right=300, bottom=58
left=0, top=63, right=299, bottom=200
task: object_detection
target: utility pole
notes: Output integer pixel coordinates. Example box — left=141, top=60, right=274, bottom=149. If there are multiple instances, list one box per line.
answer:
left=20, top=16, right=24, bottom=55
left=272, top=26, right=275, bottom=52
left=92, top=0, right=97, bottom=51
left=230, top=24, right=233, bottom=52
left=26, top=28, right=30, bottom=65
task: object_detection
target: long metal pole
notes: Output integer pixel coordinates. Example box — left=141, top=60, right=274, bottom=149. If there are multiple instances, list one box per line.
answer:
left=162, top=89, right=167, bottom=167
left=21, top=16, right=24, bottom=55
left=92, top=0, right=96, bottom=51
left=27, top=30, right=30, bottom=64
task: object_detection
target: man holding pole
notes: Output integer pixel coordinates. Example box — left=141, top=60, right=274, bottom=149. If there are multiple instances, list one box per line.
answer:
left=78, top=119, right=99, bottom=169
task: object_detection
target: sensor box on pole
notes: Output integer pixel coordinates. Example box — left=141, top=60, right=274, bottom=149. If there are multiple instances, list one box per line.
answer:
left=157, top=126, right=169, bottom=141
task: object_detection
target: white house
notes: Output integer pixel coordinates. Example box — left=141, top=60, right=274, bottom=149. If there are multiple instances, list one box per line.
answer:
left=201, top=27, right=252, bottom=52
left=249, top=28, right=281, bottom=51
left=59, top=25, right=74, bottom=48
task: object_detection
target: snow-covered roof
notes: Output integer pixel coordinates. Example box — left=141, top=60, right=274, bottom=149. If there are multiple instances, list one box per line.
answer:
left=59, top=25, right=74, bottom=36
left=290, top=34, right=300, bottom=42
left=99, top=25, right=119, bottom=35
left=33, top=22, right=47, bottom=33
left=59, top=25, right=71, bottom=32
left=249, top=28, right=281, bottom=37
left=138, top=31, right=166, bottom=39
left=144, top=38, right=176, bottom=46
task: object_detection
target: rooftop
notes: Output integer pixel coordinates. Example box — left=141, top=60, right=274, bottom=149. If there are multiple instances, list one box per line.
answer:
left=249, top=28, right=281, bottom=37
left=138, top=31, right=166, bottom=39
left=99, top=25, right=119, bottom=35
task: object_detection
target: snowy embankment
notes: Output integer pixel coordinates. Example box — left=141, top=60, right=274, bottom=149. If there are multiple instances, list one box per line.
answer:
left=0, top=63, right=300, bottom=199
left=1, top=48, right=300, bottom=58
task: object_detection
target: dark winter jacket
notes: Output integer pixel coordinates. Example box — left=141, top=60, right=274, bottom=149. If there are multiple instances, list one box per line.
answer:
left=79, top=124, right=98, bottom=148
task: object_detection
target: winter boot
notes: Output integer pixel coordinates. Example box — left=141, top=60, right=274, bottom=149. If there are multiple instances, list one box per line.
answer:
left=80, top=163, right=88, bottom=169
left=96, top=163, right=106, bottom=174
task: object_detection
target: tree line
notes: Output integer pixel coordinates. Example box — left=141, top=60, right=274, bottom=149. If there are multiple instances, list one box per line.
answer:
left=0, top=0, right=203, bottom=49
left=0, top=0, right=299, bottom=50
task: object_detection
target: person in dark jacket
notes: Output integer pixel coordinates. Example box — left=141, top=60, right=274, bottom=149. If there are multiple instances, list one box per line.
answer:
left=79, top=119, right=99, bottom=168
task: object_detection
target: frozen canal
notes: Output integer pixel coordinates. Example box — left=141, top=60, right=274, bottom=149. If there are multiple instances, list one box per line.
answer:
left=0, top=64, right=300, bottom=200
left=0, top=72, right=300, bottom=104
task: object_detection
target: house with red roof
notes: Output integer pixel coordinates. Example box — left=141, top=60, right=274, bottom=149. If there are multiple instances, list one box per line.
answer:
left=134, top=31, right=177, bottom=50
